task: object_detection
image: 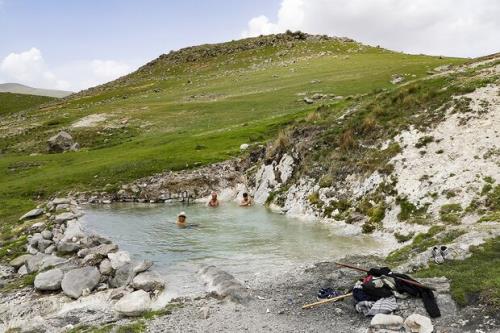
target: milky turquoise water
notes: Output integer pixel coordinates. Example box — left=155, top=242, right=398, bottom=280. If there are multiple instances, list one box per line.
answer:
left=82, top=202, right=381, bottom=296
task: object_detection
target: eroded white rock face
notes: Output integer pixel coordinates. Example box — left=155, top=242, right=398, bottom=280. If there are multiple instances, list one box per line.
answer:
left=391, top=84, right=499, bottom=216
left=253, top=164, right=278, bottom=204
left=277, top=154, right=294, bottom=183
left=282, top=178, right=318, bottom=218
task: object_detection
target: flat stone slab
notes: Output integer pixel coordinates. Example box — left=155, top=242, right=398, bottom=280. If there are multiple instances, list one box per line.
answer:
left=34, top=268, right=64, bottom=291
left=61, top=266, right=101, bottom=299
left=19, top=208, right=44, bottom=221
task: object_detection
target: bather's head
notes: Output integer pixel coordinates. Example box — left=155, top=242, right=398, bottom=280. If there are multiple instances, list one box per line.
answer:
left=177, top=211, right=187, bottom=224
left=211, top=191, right=218, bottom=200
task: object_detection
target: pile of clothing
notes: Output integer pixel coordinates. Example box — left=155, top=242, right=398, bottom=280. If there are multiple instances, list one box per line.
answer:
left=352, top=267, right=440, bottom=318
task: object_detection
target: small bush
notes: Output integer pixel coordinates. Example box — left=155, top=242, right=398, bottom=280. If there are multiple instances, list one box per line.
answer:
left=395, top=232, right=415, bottom=243
left=440, top=203, right=463, bottom=224
left=319, top=174, right=333, bottom=188
left=308, top=192, right=322, bottom=206
left=339, top=129, right=356, bottom=151
left=415, top=135, right=434, bottom=148
left=362, top=222, right=376, bottom=234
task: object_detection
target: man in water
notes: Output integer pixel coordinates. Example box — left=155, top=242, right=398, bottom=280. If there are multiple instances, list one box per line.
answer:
left=207, top=191, right=219, bottom=207
left=176, top=211, right=187, bottom=227
left=239, top=192, right=253, bottom=207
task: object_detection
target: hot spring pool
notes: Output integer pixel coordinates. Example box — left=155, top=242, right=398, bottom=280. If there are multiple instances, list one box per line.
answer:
left=82, top=202, right=382, bottom=297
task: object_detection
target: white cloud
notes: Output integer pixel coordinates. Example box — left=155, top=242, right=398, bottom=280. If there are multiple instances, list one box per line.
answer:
left=0, top=48, right=133, bottom=92
left=0, top=47, right=70, bottom=90
left=241, top=0, right=500, bottom=57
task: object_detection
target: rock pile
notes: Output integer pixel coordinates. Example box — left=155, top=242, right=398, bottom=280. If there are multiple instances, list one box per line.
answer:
left=9, top=197, right=165, bottom=317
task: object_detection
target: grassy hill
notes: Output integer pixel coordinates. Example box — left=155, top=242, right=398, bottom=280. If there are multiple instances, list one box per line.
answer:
left=0, top=32, right=465, bottom=246
left=0, top=83, right=73, bottom=98
left=0, top=92, right=55, bottom=117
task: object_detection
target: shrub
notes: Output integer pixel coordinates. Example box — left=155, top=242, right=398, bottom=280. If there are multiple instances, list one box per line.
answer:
left=440, top=203, right=463, bottom=224
left=339, top=129, right=356, bottom=151
left=395, top=232, right=415, bottom=243
left=415, top=135, right=434, bottom=148
left=319, top=174, right=333, bottom=188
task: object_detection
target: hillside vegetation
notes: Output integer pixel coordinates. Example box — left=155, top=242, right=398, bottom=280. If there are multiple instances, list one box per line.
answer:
left=0, top=92, right=55, bottom=117
left=0, top=32, right=463, bottom=244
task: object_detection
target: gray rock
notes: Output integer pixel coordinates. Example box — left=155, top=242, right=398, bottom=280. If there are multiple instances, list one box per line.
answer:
left=113, top=290, right=151, bottom=316
left=57, top=241, right=81, bottom=254
left=303, top=97, right=314, bottom=104
left=52, top=197, right=71, bottom=205
left=44, top=244, right=56, bottom=254
left=109, top=263, right=135, bottom=288
left=9, top=254, right=32, bottom=269
left=55, top=203, right=70, bottom=211
left=133, top=259, right=153, bottom=274
left=37, top=239, right=53, bottom=252
left=109, top=286, right=130, bottom=300
left=81, top=253, right=105, bottom=266
left=19, top=208, right=44, bottom=221
left=131, top=271, right=164, bottom=291
left=29, top=222, right=46, bottom=233
left=26, top=254, right=47, bottom=273
left=29, top=233, right=43, bottom=247
left=47, top=131, right=76, bottom=153
left=82, top=243, right=118, bottom=258
left=99, top=259, right=113, bottom=275
left=199, top=306, right=210, bottom=319
left=108, top=251, right=131, bottom=270
left=34, top=268, right=64, bottom=291
left=39, top=255, right=67, bottom=271
left=198, top=265, right=250, bottom=304
left=61, top=266, right=101, bottom=299
left=41, top=230, right=53, bottom=240
left=55, top=212, right=76, bottom=223
left=18, top=265, right=28, bottom=276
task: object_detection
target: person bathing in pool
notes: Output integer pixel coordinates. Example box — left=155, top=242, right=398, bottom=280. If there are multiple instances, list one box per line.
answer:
left=239, top=192, right=253, bottom=207
left=176, top=211, right=187, bottom=227
left=207, top=191, right=219, bottom=207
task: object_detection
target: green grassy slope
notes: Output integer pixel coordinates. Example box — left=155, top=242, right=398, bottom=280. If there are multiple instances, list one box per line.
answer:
left=0, top=92, right=55, bottom=116
left=0, top=33, right=464, bottom=253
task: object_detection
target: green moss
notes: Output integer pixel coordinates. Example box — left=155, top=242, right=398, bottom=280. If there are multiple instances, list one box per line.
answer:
left=0, top=273, right=36, bottom=293
left=416, top=237, right=500, bottom=309
left=394, top=232, right=415, bottom=243
left=440, top=204, right=463, bottom=224
left=415, top=135, right=434, bottom=148
left=308, top=192, right=322, bottom=206
left=396, top=197, right=428, bottom=222
left=319, top=174, right=333, bottom=188
left=478, top=212, right=500, bottom=222
left=481, top=183, right=493, bottom=195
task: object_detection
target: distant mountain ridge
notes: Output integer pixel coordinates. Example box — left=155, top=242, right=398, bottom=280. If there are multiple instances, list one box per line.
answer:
left=0, top=83, right=73, bottom=98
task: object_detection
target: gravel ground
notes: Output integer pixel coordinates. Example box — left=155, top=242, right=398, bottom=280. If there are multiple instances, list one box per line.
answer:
left=146, top=257, right=500, bottom=332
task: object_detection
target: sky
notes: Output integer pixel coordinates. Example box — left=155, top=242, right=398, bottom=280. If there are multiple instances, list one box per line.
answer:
left=1, top=0, right=499, bottom=92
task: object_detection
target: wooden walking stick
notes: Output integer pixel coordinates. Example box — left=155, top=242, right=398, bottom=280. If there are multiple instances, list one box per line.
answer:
left=302, top=292, right=353, bottom=309
left=334, top=262, right=436, bottom=291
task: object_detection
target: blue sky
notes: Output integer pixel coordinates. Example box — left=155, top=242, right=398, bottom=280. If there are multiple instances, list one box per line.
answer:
left=1, top=0, right=498, bottom=91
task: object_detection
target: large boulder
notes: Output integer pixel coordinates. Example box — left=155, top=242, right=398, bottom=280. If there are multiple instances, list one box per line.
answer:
left=99, top=258, right=113, bottom=275
left=133, top=260, right=153, bottom=274
left=54, top=212, right=76, bottom=224
left=37, top=239, right=53, bottom=253
left=28, top=233, right=43, bottom=247
left=47, top=131, right=78, bottom=153
left=57, top=241, right=81, bottom=254
left=113, top=290, right=151, bottom=316
left=34, top=268, right=64, bottom=291
left=108, top=251, right=131, bottom=270
left=19, top=208, right=44, bottom=221
left=61, top=266, right=100, bottom=299
left=131, top=271, right=164, bottom=291
left=9, top=254, right=32, bottom=269
left=26, top=254, right=47, bottom=273
left=109, top=263, right=135, bottom=288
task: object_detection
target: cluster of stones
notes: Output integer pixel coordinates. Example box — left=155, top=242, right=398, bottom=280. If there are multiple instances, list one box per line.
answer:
left=10, top=198, right=165, bottom=317
left=72, top=160, right=244, bottom=205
